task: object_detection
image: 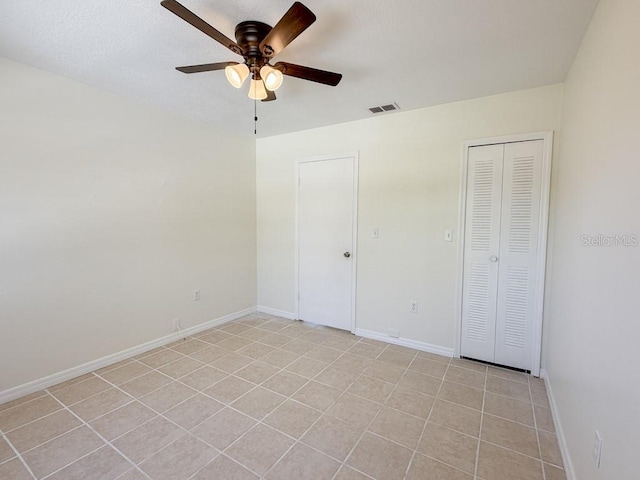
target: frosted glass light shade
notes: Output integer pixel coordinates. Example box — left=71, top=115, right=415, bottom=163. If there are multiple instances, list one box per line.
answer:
left=225, top=63, right=250, bottom=88
left=248, top=79, right=268, bottom=100
left=260, top=65, right=284, bottom=91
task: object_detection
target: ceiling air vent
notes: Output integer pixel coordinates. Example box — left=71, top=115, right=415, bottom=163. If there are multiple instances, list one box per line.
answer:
left=368, top=102, right=400, bottom=114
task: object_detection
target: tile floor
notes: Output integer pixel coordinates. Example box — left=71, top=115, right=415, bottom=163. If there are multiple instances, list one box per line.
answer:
left=0, top=314, right=566, bottom=480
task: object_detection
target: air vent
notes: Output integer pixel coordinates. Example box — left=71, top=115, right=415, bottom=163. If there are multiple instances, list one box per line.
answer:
left=368, top=102, right=400, bottom=114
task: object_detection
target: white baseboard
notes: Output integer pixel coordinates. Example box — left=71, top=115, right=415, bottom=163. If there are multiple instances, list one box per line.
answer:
left=540, top=369, right=576, bottom=480
left=256, top=306, right=296, bottom=320
left=0, top=306, right=256, bottom=405
left=354, top=328, right=454, bottom=358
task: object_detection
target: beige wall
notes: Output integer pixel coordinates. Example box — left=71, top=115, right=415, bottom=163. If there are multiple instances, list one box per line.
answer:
left=0, top=58, right=257, bottom=392
left=544, top=0, right=640, bottom=478
left=257, top=84, right=563, bottom=350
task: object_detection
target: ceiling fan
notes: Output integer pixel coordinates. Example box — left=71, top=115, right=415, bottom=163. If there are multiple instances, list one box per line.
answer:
left=160, top=0, right=343, bottom=102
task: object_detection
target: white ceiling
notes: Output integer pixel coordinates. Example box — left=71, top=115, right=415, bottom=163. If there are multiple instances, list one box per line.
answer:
left=0, top=0, right=598, bottom=138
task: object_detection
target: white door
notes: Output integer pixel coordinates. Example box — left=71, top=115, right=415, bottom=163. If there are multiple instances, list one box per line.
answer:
left=297, top=155, right=357, bottom=331
left=461, top=140, right=545, bottom=371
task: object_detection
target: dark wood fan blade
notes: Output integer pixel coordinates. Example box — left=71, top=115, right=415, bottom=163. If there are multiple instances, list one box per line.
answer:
left=176, top=62, right=237, bottom=74
left=262, top=90, right=277, bottom=102
left=161, top=0, right=243, bottom=55
left=274, top=62, right=342, bottom=86
left=259, top=2, right=316, bottom=58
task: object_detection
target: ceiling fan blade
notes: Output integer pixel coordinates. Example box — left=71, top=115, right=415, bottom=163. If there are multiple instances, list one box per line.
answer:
left=274, top=62, right=342, bottom=86
left=259, top=2, right=316, bottom=58
left=161, top=0, right=243, bottom=55
left=262, top=90, right=277, bottom=102
left=176, top=62, right=237, bottom=74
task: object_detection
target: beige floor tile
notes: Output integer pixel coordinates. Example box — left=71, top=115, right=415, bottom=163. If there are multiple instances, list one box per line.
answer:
left=362, top=361, right=405, bottom=384
left=488, top=366, right=530, bottom=384
left=281, top=339, right=317, bottom=355
left=430, top=399, right=482, bottom=437
left=348, top=375, right=395, bottom=403
left=398, top=370, right=442, bottom=396
left=192, top=407, right=256, bottom=450
left=314, top=366, right=360, bottom=391
left=376, top=349, right=415, bottom=368
left=292, top=381, right=342, bottom=411
left=347, top=432, right=413, bottom=480
left=236, top=342, right=275, bottom=359
left=260, top=349, right=300, bottom=368
left=48, top=374, right=95, bottom=392
left=305, top=345, right=343, bottom=363
left=539, top=430, right=563, bottom=467
left=164, top=394, right=223, bottom=430
left=225, top=424, right=294, bottom=476
left=417, top=351, right=452, bottom=365
left=534, top=404, right=556, bottom=432
left=321, top=335, right=359, bottom=351
left=22, top=426, right=104, bottom=479
left=190, top=345, right=232, bottom=365
left=139, top=382, right=196, bottom=413
left=299, top=329, right=331, bottom=344
left=7, top=409, right=82, bottom=453
left=0, top=391, right=47, bottom=413
left=211, top=353, right=255, bottom=374
left=168, top=338, right=209, bottom=355
left=332, top=353, right=373, bottom=374
left=157, top=357, right=204, bottom=379
left=220, top=323, right=252, bottom=335
left=98, top=362, right=152, bottom=385
left=203, top=376, right=254, bottom=404
left=301, top=414, right=364, bottom=461
left=234, top=362, right=280, bottom=384
left=138, top=349, right=183, bottom=369
left=192, top=454, right=258, bottom=480
left=218, top=336, right=254, bottom=352
left=406, top=454, right=473, bottom=480
left=285, top=357, right=328, bottom=378
left=47, top=445, right=132, bottom=480
left=257, top=320, right=290, bottom=333
left=445, top=366, right=486, bottom=389
left=327, top=393, right=380, bottom=429
left=114, top=468, right=148, bottom=480
left=544, top=462, right=567, bottom=480
left=261, top=370, right=309, bottom=397
left=481, top=413, right=539, bottom=457
left=408, top=357, right=449, bottom=378
left=50, top=376, right=112, bottom=405
left=179, top=366, right=228, bottom=391
left=231, top=387, right=286, bottom=420
left=348, top=342, right=386, bottom=359
left=449, top=357, right=487, bottom=373
left=385, top=386, right=435, bottom=419
left=237, top=328, right=272, bottom=342
left=484, top=392, right=534, bottom=426
left=334, top=465, right=372, bottom=479
left=531, top=387, right=551, bottom=408
left=438, top=381, right=484, bottom=410
left=260, top=333, right=294, bottom=348
left=198, top=331, right=232, bottom=345
left=139, top=434, right=218, bottom=480
left=0, top=435, right=15, bottom=463
left=387, top=344, right=421, bottom=356
left=279, top=325, right=308, bottom=338
left=119, top=372, right=172, bottom=398
left=133, top=347, right=165, bottom=360
left=113, top=416, right=184, bottom=464
left=69, top=388, right=132, bottom=422
left=477, top=441, right=544, bottom=480
left=368, top=406, right=425, bottom=448
left=263, top=399, right=321, bottom=438
left=417, top=422, right=478, bottom=474
left=486, top=376, right=531, bottom=403
left=0, top=458, right=34, bottom=480
left=0, top=395, right=62, bottom=432
left=266, top=443, right=340, bottom=480
left=89, top=402, right=156, bottom=441
left=95, top=359, right=133, bottom=375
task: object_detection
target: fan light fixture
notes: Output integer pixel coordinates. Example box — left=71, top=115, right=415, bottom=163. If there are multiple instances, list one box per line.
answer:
left=225, top=63, right=250, bottom=88
left=260, top=65, right=284, bottom=91
left=248, top=78, right=268, bottom=100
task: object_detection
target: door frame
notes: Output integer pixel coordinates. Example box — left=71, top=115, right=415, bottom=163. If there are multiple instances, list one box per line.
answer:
left=294, top=152, right=359, bottom=333
left=454, top=132, right=553, bottom=376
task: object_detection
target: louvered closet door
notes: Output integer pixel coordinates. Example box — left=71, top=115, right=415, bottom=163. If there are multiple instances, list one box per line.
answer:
left=460, top=144, right=505, bottom=363
left=494, top=140, right=544, bottom=369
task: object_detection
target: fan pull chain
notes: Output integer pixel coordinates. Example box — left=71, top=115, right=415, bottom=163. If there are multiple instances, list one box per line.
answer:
left=254, top=98, right=258, bottom=135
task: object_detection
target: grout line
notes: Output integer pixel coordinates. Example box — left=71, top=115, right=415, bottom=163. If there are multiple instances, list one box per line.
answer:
left=474, top=364, right=489, bottom=478
left=1, top=430, right=37, bottom=479
left=531, top=377, right=547, bottom=480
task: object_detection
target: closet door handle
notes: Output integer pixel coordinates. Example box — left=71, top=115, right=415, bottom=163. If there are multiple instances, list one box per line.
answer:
left=490, top=255, right=499, bottom=262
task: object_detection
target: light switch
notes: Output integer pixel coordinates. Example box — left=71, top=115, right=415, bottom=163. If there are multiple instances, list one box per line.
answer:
left=444, top=229, right=453, bottom=242
left=372, top=228, right=379, bottom=239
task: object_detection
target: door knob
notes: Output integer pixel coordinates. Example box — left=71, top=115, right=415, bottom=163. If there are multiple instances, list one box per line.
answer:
left=490, top=255, right=498, bottom=262
left=343, top=251, right=351, bottom=258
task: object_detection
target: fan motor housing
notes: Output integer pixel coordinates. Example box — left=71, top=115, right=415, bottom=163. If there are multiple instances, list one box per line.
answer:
left=235, top=21, right=272, bottom=59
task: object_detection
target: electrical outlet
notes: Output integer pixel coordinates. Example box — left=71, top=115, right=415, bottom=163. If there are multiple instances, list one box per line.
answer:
left=593, top=431, right=602, bottom=468
left=372, top=228, right=379, bottom=239
left=388, top=328, right=400, bottom=338
left=172, top=318, right=181, bottom=332
left=410, top=301, right=418, bottom=313
left=193, top=290, right=200, bottom=301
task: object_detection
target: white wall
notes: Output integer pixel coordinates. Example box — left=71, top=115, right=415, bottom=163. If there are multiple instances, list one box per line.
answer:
left=0, top=58, right=256, bottom=392
left=544, top=0, right=640, bottom=478
left=257, top=84, right=563, bottom=350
